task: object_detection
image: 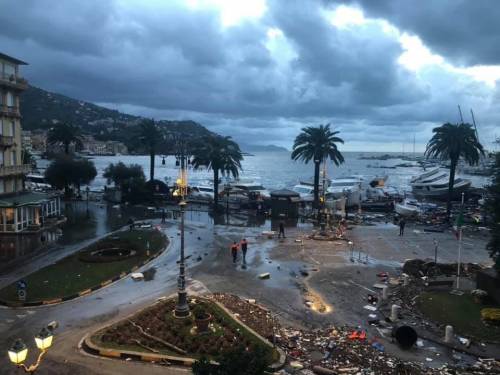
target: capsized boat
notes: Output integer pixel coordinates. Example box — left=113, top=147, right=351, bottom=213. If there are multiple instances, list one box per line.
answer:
left=411, top=168, right=471, bottom=199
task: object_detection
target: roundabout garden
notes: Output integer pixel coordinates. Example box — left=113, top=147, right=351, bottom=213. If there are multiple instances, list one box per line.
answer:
left=0, top=228, right=167, bottom=305
left=85, top=295, right=281, bottom=372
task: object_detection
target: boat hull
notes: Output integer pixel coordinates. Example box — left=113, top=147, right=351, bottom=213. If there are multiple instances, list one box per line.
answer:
left=412, top=180, right=471, bottom=200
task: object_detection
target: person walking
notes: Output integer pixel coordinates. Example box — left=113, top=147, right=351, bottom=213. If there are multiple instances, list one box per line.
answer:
left=240, top=238, right=248, bottom=265
left=278, top=220, right=286, bottom=239
left=399, top=218, right=406, bottom=236
left=230, top=241, right=239, bottom=263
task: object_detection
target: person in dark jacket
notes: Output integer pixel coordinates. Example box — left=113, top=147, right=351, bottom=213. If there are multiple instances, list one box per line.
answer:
left=230, top=241, right=239, bottom=263
left=399, top=218, right=406, bottom=236
left=240, top=238, right=248, bottom=264
left=278, top=220, right=285, bottom=239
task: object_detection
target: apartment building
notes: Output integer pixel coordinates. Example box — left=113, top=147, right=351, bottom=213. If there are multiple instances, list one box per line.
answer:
left=0, top=53, right=61, bottom=233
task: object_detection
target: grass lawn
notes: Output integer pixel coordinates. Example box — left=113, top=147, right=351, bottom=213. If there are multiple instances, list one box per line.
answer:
left=417, top=291, right=500, bottom=343
left=0, top=229, right=167, bottom=303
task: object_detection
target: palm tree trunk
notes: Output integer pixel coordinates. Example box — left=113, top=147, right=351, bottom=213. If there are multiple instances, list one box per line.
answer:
left=213, top=169, right=219, bottom=212
left=149, top=148, right=155, bottom=181
left=446, top=158, right=458, bottom=220
left=313, top=161, right=320, bottom=209
left=65, top=142, right=70, bottom=155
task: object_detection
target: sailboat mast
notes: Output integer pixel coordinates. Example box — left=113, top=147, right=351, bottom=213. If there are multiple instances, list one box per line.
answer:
left=458, top=105, right=464, bottom=124
left=470, top=109, right=480, bottom=142
left=413, top=134, right=416, bottom=157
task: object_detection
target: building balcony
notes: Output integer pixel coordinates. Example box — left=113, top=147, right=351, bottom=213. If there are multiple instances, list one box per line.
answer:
left=0, top=105, right=20, bottom=117
left=0, top=164, right=31, bottom=177
left=0, top=73, right=28, bottom=91
left=0, top=135, right=14, bottom=147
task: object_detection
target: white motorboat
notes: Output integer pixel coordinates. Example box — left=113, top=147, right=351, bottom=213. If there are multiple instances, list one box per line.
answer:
left=395, top=198, right=420, bottom=217
left=225, top=179, right=270, bottom=199
left=327, top=177, right=363, bottom=207
left=189, top=185, right=214, bottom=201
left=411, top=168, right=471, bottom=199
left=25, top=173, right=51, bottom=191
left=291, top=184, right=315, bottom=202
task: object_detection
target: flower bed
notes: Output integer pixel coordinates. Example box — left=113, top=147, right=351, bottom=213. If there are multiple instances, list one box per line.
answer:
left=91, top=296, right=277, bottom=363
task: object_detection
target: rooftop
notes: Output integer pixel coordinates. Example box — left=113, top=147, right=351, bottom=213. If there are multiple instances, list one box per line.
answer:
left=0, top=52, right=28, bottom=66
left=0, top=192, right=58, bottom=208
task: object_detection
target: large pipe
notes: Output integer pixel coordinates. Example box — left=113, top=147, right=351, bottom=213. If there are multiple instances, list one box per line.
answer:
left=444, top=325, right=454, bottom=343
left=393, top=326, right=418, bottom=350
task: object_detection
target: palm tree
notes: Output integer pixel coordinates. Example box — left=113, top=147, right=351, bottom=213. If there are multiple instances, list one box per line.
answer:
left=291, top=124, right=344, bottom=208
left=47, top=122, right=83, bottom=155
left=425, top=122, right=484, bottom=219
left=191, top=135, right=243, bottom=211
left=139, top=119, right=162, bottom=181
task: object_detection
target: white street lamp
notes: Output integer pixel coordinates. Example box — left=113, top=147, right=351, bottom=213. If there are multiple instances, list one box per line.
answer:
left=8, top=327, right=54, bottom=373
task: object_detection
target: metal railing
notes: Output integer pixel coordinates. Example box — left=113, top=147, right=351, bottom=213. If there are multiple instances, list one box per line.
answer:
left=0, top=135, right=14, bottom=147
left=0, top=73, right=28, bottom=88
left=0, top=164, right=31, bottom=177
left=0, top=105, right=19, bottom=115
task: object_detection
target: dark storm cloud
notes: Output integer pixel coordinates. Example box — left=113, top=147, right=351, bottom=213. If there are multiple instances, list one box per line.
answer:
left=347, top=0, right=500, bottom=66
left=1, top=0, right=498, bottom=149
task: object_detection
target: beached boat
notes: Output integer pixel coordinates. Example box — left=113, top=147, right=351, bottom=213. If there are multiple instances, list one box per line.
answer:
left=25, top=173, right=52, bottom=191
left=291, top=183, right=315, bottom=202
left=395, top=198, right=420, bottom=217
left=189, top=185, right=214, bottom=201
left=225, top=179, right=270, bottom=200
left=411, top=168, right=471, bottom=199
left=327, top=177, right=363, bottom=207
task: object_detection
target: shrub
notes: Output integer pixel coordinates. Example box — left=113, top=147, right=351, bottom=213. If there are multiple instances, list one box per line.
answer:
left=193, top=305, right=209, bottom=320
left=481, top=308, right=500, bottom=325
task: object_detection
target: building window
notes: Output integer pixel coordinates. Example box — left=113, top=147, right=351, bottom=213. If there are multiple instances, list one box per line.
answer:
left=10, top=121, right=15, bottom=137
left=11, top=150, right=16, bottom=166
left=0, top=151, right=4, bottom=166
left=6, top=91, right=14, bottom=107
left=0, top=118, right=3, bottom=135
left=4, top=63, right=15, bottom=77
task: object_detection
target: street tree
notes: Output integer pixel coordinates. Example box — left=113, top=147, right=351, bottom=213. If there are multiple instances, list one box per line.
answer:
left=291, top=124, right=344, bottom=208
left=47, top=122, right=83, bottom=155
left=139, top=119, right=162, bottom=181
left=487, top=147, right=500, bottom=269
left=45, top=156, right=97, bottom=197
left=191, top=135, right=243, bottom=211
left=425, top=123, right=484, bottom=219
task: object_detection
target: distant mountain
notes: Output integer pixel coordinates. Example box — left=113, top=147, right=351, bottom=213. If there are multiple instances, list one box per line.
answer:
left=239, top=143, right=289, bottom=153
left=20, top=86, right=140, bottom=130
left=19, top=86, right=213, bottom=153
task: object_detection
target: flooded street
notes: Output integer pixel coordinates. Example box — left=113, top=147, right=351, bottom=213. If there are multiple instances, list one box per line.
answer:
left=0, top=203, right=495, bottom=374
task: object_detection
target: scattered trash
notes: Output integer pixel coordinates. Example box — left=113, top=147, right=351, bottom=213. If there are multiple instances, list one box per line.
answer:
left=258, top=272, right=270, bottom=279
left=371, top=341, right=385, bottom=352
left=131, top=272, right=144, bottom=280
left=363, top=305, right=377, bottom=311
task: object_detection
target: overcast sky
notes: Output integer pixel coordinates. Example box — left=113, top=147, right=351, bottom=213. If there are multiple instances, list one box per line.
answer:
left=2, top=0, right=499, bottom=151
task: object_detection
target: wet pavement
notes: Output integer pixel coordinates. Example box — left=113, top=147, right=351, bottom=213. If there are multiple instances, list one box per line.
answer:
left=0, top=207, right=494, bottom=374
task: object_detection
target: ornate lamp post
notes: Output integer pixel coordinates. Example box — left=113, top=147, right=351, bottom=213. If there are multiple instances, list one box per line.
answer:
left=173, top=142, right=190, bottom=318
left=8, top=327, right=54, bottom=373
left=86, top=185, right=90, bottom=218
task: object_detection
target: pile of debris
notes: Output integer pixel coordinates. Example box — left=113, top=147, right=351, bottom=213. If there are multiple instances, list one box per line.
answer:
left=212, top=293, right=500, bottom=374
left=402, top=259, right=484, bottom=278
